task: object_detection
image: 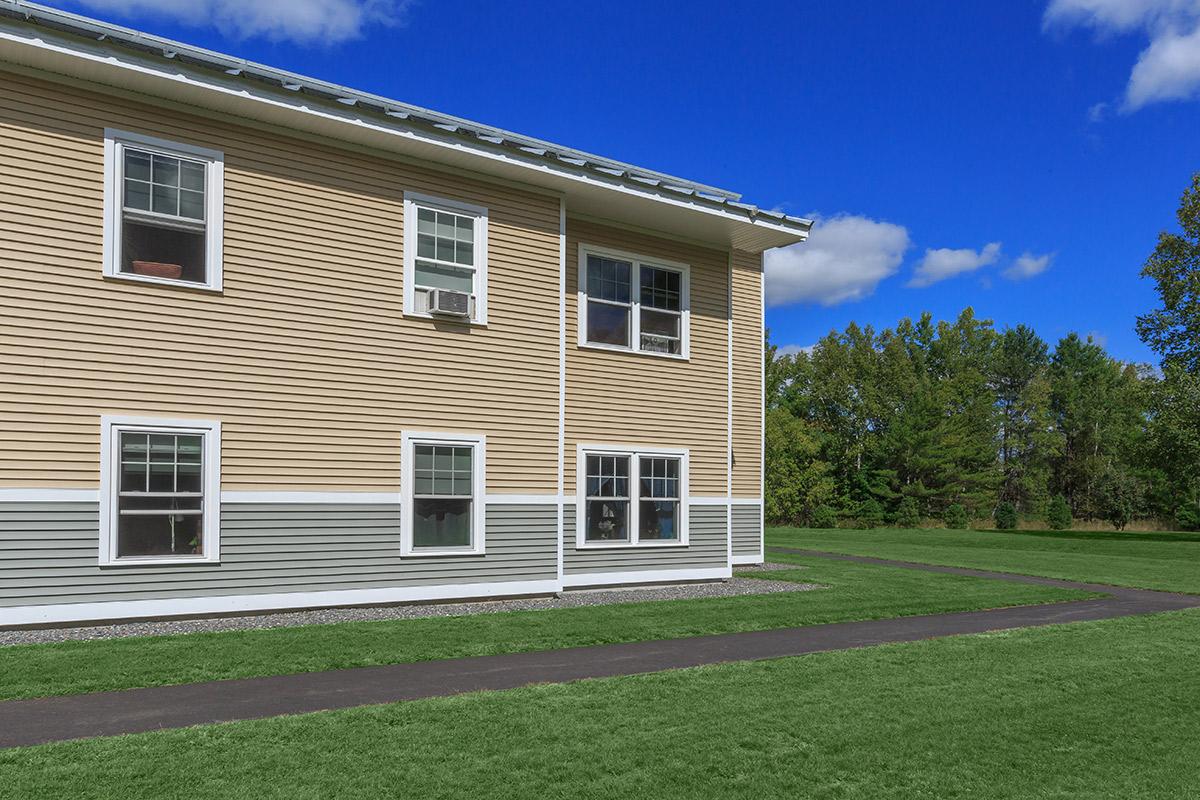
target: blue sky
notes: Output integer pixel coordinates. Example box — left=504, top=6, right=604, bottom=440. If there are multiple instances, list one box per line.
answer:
left=52, top=0, right=1200, bottom=363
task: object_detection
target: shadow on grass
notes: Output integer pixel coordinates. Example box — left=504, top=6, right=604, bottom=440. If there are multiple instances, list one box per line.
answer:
left=769, top=525, right=1200, bottom=545
left=976, top=529, right=1200, bottom=545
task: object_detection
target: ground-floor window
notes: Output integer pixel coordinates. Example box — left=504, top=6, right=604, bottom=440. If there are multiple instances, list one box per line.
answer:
left=402, top=431, right=486, bottom=556
left=578, top=445, right=689, bottom=548
left=100, top=416, right=221, bottom=565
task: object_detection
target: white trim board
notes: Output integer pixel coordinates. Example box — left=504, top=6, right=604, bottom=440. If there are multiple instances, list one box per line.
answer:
left=0, top=489, right=100, bottom=503
left=0, top=490, right=567, bottom=505
left=222, top=491, right=401, bottom=504
left=732, top=553, right=766, bottom=566
left=0, top=578, right=562, bottom=628
left=562, top=566, right=731, bottom=589
left=690, top=496, right=732, bottom=506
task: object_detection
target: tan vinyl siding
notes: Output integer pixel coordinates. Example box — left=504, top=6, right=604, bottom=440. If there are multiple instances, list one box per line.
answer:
left=0, top=70, right=560, bottom=493
left=731, top=249, right=764, bottom=498
left=564, top=219, right=730, bottom=495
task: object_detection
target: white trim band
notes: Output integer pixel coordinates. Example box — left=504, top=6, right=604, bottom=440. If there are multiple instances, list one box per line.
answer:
left=222, top=491, right=402, bottom=504
left=562, top=566, right=731, bottom=588
left=0, top=490, right=567, bottom=505
left=0, top=578, right=562, bottom=628
left=732, top=553, right=766, bottom=566
left=0, top=489, right=100, bottom=503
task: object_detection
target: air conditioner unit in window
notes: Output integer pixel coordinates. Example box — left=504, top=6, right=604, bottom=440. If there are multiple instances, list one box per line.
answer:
left=430, top=289, right=471, bottom=317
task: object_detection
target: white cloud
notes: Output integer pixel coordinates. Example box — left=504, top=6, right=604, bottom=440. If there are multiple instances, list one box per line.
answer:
left=1127, top=23, right=1200, bottom=105
left=1086, top=330, right=1110, bottom=347
left=64, top=0, right=411, bottom=44
left=908, top=242, right=1001, bottom=288
left=1003, top=251, right=1055, bottom=280
left=776, top=343, right=816, bottom=358
left=764, top=214, right=910, bottom=307
left=1044, top=0, right=1200, bottom=111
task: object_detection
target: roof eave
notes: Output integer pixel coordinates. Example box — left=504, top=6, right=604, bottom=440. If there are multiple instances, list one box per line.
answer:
left=0, top=3, right=811, bottom=251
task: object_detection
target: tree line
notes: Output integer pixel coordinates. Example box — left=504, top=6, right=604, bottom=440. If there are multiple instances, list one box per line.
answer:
left=765, top=174, right=1200, bottom=531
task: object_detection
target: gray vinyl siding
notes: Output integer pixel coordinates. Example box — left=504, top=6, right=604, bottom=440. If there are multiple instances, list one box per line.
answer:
left=732, top=503, right=763, bottom=558
left=563, top=503, right=728, bottom=575
left=0, top=502, right=557, bottom=608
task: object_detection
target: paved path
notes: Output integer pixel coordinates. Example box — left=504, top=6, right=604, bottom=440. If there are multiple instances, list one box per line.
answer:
left=1, top=551, right=1196, bottom=749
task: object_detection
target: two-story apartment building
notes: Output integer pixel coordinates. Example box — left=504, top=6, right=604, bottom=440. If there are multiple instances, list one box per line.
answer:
left=0, top=1, right=811, bottom=627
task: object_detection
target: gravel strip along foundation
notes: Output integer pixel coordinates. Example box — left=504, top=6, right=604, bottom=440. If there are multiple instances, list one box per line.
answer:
left=734, top=562, right=805, bottom=573
left=0, top=575, right=820, bottom=647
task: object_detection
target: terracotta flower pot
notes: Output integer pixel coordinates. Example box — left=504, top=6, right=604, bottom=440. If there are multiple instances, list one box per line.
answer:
left=131, top=261, right=183, bottom=279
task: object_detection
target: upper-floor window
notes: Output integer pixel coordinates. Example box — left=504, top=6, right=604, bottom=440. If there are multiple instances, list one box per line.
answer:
left=577, top=445, right=689, bottom=548
left=99, top=416, right=222, bottom=565
left=578, top=246, right=690, bottom=358
left=403, top=192, right=488, bottom=323
left=401, top=431, right=486, bottom=556
left=103, top=130, right=224, bottom=291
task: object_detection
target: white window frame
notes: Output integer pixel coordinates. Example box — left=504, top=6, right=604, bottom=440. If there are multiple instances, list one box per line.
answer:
left=99, top=415, right=222, bottom=566
left=577, top=244, right=691, bottom=360
left=576, top=444, right=690, bottom=549
left=102, top=129, right=225, bottom=292
left=403, top=191, right=489, bottom=324
left=401, top=431, right=487, bottom=556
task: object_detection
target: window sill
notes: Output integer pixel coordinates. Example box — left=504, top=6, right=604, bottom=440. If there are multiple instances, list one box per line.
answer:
left=577, top=342, right=689, bottom=361
left=103, top=272, right=223, bottom=294
left=576, top=540, right=689, bottom=550
left=401, top=547, right=486, bottom=557
left=404, top=311, right=487, bottom=327
left=100, top=556, right=221, bottom=567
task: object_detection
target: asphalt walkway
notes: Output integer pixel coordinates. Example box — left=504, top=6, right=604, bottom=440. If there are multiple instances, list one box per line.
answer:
left=1, top=550, right=1196, bottom=749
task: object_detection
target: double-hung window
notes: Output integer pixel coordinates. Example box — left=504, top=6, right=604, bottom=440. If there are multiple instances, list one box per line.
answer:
left=578, top=246, right=689, bottom=357
left=103, top=130, right=224, bottom=290
left=403, top=192, right=488, bottom=323
left=100, top=416, right=221, bottom=565
left=402, top=432, right=486, bottom=555
left=577, top=446, right=689, bottom=547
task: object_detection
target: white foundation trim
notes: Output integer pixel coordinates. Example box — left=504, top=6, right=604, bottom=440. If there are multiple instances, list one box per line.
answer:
left=732, top=553, right=766, bottom=566
left=0, top=578, right=563, bottom=628
left=561, top=565, right=731, bottom=588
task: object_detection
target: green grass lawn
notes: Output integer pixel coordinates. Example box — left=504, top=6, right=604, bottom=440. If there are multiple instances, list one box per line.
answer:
left=5, top=608, right=1197, bottom=799
left=0, top=555, right=1089, bottom=701
left=769, top=526, right=1200, bottom=594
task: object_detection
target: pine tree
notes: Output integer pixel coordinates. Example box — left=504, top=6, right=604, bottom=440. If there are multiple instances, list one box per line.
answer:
left=1046, top=495, right=1072, bottom=530
left=895, top=496, right=920, bottom=528
left=994, top=501, right=1018, bottom=530
left=944, top=504, right=969, bottom=529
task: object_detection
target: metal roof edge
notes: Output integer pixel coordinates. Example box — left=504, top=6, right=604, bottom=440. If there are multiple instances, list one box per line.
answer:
left=0, top=0, right=814, bottom=236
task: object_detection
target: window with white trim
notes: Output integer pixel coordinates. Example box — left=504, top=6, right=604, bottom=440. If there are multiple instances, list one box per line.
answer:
left=103, top=130, right=224, bottom=290
left=100, top=417, right=221, bottom=565
left=402, top=432, right=486, bottom=555
left=403, top=192, right=488, bottom=323
left=579, top=247, right=689, bottom=357
left=578, top=447, right=689, bottom=547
